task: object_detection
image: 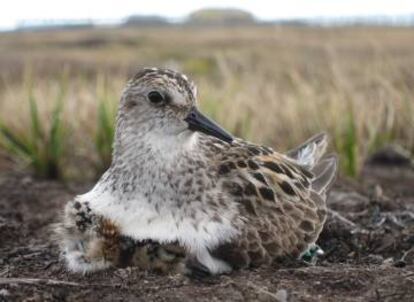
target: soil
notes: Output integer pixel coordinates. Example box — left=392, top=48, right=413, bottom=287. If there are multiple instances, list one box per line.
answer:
left=0, top=161, right=413, bottom=301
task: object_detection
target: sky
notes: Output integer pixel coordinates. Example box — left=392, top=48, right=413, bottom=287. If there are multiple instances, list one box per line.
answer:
left=1, top=0, right=414, bottom=30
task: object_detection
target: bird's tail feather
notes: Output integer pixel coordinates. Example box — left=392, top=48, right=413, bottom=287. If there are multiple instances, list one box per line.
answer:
left=288, top=132, right=337, bottom=194
left=287, top=133, right=328, bottom=169
left=310, top=154, right=337, bottom=194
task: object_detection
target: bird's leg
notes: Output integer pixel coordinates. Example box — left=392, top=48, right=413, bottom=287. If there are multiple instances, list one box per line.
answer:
left=300, top=244, right=324, bottom=265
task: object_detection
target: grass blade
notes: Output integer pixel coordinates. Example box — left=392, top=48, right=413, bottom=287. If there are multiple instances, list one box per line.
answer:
left=0, top=121, right=33, bottom=157
left=29, top=93, right=44, bottom=143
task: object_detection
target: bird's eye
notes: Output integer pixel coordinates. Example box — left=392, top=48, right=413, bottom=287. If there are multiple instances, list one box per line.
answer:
left=147, top=91, right=165, bottom=105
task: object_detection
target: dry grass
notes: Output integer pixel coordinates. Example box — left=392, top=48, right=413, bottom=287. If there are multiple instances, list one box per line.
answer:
left=0, top=26, right=413, bottom=178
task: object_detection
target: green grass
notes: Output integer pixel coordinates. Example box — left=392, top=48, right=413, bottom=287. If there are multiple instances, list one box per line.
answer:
left=0, top=82, right=66, bottom=179
left=334, top=105, right=359, bottom=177
left=94, top=74, right=117, bottom=173
left=95, top=99, right=116, bottom=172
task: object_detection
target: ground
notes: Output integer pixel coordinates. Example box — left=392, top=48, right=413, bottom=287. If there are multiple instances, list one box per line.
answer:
left=0, top=159, right=413, bottom=301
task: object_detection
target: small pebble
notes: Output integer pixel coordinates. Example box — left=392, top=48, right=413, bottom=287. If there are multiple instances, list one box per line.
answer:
left=275, top=289, right=288, bottom=302
left=365, top=254, right=384, bottom=265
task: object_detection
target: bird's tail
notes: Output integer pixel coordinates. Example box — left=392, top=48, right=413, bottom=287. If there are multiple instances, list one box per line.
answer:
left=288, top=133, right=337, bottom=194
left=287, top=133, right=328, bottom=168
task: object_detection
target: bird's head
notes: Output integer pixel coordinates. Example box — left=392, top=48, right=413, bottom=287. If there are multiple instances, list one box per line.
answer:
left=115, top=68, right=232, bottom=155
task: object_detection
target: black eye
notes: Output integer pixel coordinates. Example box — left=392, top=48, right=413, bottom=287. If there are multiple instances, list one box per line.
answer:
left=147, top=91, right=165, bottom=104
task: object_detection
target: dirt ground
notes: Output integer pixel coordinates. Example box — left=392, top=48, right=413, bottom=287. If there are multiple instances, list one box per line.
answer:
left=0, top=158, right=413, bottom=301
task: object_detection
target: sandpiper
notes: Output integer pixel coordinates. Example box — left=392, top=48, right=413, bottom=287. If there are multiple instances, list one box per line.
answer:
left=56, top=68, right=337, bottom=276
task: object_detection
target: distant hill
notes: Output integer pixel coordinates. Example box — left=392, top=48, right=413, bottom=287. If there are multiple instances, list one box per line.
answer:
left=123, top=15, right=169, bottom=27
left=187, top=8, right=256, bottom=26
left=7, top=10, right=414, bottom=33
left=15, top=20, right=94, bottom=32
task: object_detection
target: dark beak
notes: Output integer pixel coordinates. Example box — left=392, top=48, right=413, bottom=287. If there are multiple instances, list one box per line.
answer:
left=184, top=107, right=233, bottom=143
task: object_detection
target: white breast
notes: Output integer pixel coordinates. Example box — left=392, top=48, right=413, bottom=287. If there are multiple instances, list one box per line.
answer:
left=77, top=185, right=240, bottom=254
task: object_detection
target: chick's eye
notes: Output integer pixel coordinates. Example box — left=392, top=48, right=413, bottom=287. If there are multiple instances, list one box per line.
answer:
left=147, top=91, right=165, bottom=104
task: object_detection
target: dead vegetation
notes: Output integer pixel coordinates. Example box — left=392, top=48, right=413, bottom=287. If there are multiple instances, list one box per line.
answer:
left=0, top=26, right=413, bottom=179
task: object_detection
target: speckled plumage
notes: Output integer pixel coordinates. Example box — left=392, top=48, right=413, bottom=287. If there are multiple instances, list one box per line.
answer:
left=56, top=68, right=337, bottom=276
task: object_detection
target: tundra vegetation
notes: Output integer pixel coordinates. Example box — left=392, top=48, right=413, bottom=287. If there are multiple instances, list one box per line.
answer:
left=0, top=26, right=413, bottom=179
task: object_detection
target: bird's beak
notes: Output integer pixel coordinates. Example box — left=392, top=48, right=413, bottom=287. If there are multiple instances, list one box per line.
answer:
left=184, top=107, right=233, bottom=143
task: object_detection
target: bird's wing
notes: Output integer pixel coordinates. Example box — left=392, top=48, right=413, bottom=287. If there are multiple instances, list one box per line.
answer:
left=210, top=136, right=337, bottom=267
left=215, top=136, right=336, bottom=201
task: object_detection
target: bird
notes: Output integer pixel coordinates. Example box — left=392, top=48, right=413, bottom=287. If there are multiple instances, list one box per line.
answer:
left=55, top=67, right=337, bottom=277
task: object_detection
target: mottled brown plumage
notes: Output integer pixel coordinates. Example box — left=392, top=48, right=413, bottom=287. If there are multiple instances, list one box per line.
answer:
left=55, top=68, right=337, bottom=276
left=194, top=134, right=335, bottom=269
left=55, top=200, right=185, bottom=273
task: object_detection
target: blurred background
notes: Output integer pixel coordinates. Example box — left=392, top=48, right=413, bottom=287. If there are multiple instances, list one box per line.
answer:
left=0, top=0, right=413, bottom=180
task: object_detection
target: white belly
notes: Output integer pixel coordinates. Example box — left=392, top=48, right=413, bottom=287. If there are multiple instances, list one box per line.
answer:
left=77, top=188, right=240, bottom=254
